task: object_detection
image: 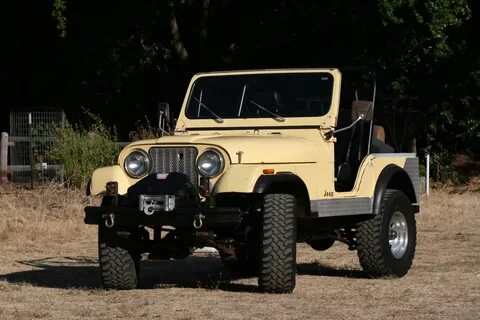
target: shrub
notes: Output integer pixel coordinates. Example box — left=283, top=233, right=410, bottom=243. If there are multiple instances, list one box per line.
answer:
left=128, top=116, right=162, bottom=141
left=50, top=111, right=118, bottom=188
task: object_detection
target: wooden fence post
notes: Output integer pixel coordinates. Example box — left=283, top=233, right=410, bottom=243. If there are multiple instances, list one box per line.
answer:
left=1, top=132, right=8, bottom=183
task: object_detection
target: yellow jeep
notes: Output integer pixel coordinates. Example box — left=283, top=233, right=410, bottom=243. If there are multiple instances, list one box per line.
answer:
left=84, top=68, right=419, bottom=293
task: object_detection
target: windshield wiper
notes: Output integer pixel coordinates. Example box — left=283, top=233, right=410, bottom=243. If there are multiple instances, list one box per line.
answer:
left=249, top=100, right=285, bottom=122
left=192, top=97, right=224, bottom=123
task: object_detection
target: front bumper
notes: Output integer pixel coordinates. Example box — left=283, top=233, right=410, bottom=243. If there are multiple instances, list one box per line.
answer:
left=85, top=173, right=244, bottom=230
left=84, top=205, right=244, bottom=229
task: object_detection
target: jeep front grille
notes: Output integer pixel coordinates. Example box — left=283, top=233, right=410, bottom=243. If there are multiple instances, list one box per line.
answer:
left=148, top=147, right=198, bottom=188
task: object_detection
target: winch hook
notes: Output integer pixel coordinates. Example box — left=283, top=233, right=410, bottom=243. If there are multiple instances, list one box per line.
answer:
left=193, top=213, right=205, bottom=229
left=144, top=203, right=156, bottom=216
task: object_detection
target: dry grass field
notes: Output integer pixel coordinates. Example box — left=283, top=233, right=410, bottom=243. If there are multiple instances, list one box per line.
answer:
left=0, top=183, right=479, bottom=319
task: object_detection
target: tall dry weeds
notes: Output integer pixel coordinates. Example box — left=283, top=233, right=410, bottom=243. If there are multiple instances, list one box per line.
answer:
left=0, top=183, right=477, bottom=259
left=419, top=190, right=480, bottom=232
left=1, top=184, right=478, bottom=245
left=0, top=183, right=95, bottom=249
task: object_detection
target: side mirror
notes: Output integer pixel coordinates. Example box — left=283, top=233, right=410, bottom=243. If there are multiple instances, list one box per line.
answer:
left=324, top=100, right=374, bottom=140
left=325, top=114, right=365, bottom=138
left=157, top=102, right=171, bottom=135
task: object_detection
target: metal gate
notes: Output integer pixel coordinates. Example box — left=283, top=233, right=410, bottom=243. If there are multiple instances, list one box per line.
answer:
left=9, top=108, right=65, bottom=184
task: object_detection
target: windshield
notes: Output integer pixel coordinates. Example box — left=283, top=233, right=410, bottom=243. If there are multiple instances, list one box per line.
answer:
left=185, top=73, right=334, bottom=120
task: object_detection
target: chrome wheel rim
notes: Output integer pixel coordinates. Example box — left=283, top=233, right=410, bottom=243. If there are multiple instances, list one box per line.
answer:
left=388, top=211, right=408, bottom=259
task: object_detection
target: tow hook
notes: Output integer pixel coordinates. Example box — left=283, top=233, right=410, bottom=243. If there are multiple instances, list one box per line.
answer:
left=104, top=181, right=118, bottom=228
left=104, top=213, right=115, bottom=228
left=193, top=213, right=205, bottom=229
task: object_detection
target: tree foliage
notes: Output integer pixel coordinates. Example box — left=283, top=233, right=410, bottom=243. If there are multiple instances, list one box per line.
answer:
left=52, top=0, right=67, bottom=38
left=15, top=0, right=480, bottom=181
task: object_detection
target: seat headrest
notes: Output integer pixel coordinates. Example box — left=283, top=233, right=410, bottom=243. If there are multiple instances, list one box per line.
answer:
left=273, top=91, right=284, bottom=107
left=373, top=125, right=385, bottom=142
left=351, top=100, right=373, bottom=121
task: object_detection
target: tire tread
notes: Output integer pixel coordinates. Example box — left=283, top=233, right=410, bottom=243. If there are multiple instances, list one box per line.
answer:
left=259, top=194, right=296, bottom=293
left=99, top=234, right=138, bottom=290
left=356, top=189, right=416, bottom=277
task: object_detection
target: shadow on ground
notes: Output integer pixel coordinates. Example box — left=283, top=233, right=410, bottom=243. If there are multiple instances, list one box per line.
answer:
left=0, top=255, right=368, bottom=291
left=0, top=255, right=249, bottom=291
left=297, top=262, right=368, bottom=279
left=0, top=256, right=100, bottom=289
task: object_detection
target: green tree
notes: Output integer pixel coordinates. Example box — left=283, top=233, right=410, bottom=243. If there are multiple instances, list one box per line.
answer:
left=46, top=0, right=479, bottom=182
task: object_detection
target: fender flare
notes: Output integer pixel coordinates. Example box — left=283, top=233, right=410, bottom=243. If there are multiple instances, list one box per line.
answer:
left=253, top=173, right=311, bottom=214
left=373, top=164, right=418, bottom=215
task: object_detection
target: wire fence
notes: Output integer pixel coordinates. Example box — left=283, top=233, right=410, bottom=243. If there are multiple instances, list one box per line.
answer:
left=9, top=108, right=65, bottom=184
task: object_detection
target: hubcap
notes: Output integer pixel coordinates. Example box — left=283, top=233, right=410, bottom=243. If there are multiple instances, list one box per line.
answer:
left=388, top=211, right=408, bottom=259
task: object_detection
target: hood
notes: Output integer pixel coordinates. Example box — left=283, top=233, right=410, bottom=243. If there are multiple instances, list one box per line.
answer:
left=128, top=134, right=318, bottom=164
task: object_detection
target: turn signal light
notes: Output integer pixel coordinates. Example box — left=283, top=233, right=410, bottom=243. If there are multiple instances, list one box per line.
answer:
left=199, top=176, right=210, bottom=197
left=263, top=169, right=275, bottom=174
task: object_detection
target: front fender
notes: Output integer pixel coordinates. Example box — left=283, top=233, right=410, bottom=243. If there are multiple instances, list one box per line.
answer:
left=90, top=165, right=133, bottom=196
left=213, top=163, right=318, bottom=198
left=213, top=165, right=266, bottom=194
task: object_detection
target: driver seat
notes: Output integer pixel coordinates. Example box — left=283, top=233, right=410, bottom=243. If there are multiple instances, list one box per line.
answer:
left=335, top=100, right=373, bottom=191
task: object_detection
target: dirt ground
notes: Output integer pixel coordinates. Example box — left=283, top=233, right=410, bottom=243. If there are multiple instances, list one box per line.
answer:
left=0, top=184, right=479, bottom=319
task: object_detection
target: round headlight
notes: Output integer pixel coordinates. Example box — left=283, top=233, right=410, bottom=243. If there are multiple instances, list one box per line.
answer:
left=124, top=150, right=150, bottom=178
left=197, top=149, right=224, bottom=177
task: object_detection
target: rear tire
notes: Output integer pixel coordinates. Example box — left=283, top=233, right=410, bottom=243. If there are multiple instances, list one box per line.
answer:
left=258, top=194, right=297, bottom=293
left=98, top=227, right=140, bottom=289
left=356, top=189, right=416, bottom=277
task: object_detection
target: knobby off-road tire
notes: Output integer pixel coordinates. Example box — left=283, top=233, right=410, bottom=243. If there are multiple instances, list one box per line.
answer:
left=259, top=194, right=297, bottom=293
left=98, top=227, right=140, bottom=290
left=356, top=189, right=416, bottom=277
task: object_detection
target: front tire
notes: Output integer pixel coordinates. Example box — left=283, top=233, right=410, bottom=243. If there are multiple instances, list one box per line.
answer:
left=356, top=189, right=416, bottom=277
left=258, top=194, right=297, bottom=293
left=98, top=227, right=140, bottom=289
